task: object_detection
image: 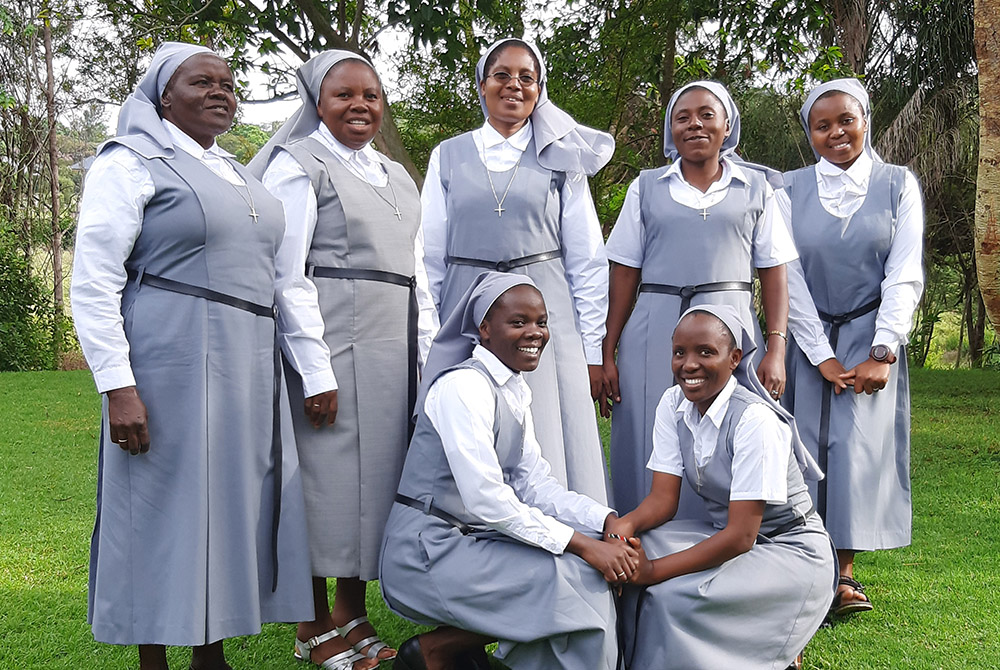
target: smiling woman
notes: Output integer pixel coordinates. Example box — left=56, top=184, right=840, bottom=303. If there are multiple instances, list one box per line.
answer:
left=71, top=42, right=337, bottom=670
left=249, top=50, right=436, bottom=670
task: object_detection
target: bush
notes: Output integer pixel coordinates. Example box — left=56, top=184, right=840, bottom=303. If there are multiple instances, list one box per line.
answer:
left=0, top=231, right=56, bottom=371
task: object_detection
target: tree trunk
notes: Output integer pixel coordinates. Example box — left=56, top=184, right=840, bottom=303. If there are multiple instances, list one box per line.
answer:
left=975, top=0, right=1000, bottom=330
left=827, top=0, right=869, bottom=74
left=374, top=108, right=424, bottom=188
left=43, top=10, right=63, bottom=359
left=656, top=23, right=677, bottom=168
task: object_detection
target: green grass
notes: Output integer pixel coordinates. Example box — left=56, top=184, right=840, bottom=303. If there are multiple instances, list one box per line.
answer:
left=1, top=369, right=998, bottom=669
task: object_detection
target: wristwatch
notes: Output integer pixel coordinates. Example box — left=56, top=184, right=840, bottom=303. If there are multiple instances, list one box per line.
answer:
left=869, top=344, right=897, bottom=364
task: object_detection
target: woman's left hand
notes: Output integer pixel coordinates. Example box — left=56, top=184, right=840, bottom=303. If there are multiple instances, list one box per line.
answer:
left=304, top=390, right=338, bottom=428
left=756, top=348, right=786, bottom=401
left=843, top=358, right=891, bottom=395
left=588, top=364, right=609, bottom=403
left=626, top=537, right=655, bottom=585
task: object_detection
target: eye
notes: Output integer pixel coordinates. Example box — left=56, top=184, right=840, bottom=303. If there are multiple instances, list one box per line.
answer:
left=366, top=92, right=378, bottom=100
left=538, top=318, right=548, bottom=328
left=702, top=111, right=714, bottom=119
left=491, top=72, right=513, bottom=84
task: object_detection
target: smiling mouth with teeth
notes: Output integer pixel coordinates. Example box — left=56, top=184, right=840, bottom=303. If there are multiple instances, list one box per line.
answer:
left=517, top=346, right=540, bottom=354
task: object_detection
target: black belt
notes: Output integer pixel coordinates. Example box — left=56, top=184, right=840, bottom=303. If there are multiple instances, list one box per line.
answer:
left=638, top=280, right=753, bottom=315
left=394, top=493, right=478, bottom=535
left=308, top=265, right=418, bottom=439
left=446, top=249, right=562, bottom=273
left=759, top=506, right=816, bottom=540
left=814, top=297, right=881, bottom=521
left=129, top=269, right=283, bottom=592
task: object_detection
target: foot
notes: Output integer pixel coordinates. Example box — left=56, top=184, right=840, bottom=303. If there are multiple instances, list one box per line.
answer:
left=831, top=575, right=873, bottom=616
left=335, top=614, right=397, bottom=662
left=296, top=621, right=378, bottom=670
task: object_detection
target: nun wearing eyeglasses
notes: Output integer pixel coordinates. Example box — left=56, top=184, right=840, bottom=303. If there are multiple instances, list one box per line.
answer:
left=776, top=78, right=923, bottom=618
left=250, top=49, right=439, bottom=670
left=420, top=38, right=614, bottom=505
left=379, top=272, right=634, bottom=670
left=71, top=42, right=328, bottom=670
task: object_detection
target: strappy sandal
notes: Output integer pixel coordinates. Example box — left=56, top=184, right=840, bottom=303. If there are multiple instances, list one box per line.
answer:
left=294, top=629, right=371, bottom=670
left=336, top=615, right=397, bottom=661
left=830, top=575, right=874, bottom=616
left=785, top=652, right=803, bottom=670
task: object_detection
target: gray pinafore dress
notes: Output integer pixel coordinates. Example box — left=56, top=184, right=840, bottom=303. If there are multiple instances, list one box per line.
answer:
left=622, top=386, right=836, bottom=669
left=88, top=143, right=313, bottom=645
left=277, top=137, right=420, bottom=579
left=436, top=132, right=608, bottom=504
left=610, top=167, right=767, bottom=515
left=782, top=162, right=912, bottom=551
left=379, top=358, right=619, bottom=670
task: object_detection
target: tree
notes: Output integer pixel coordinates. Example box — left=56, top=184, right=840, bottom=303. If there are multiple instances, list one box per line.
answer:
left=974, top=0, right=1000, bottom=329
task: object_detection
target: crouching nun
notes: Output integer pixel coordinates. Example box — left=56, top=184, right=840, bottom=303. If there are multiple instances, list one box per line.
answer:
left=380, top=272, right=634, bottom=670
left=607, top=304, right=835, bottom=670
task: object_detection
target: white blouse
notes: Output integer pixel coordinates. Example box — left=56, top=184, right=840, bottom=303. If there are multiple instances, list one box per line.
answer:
left=605, top=157, right=798, bottom=270
left=71, top=119, right=336, bottom=395
left=421, top=120, right=610, bottom=365
left=776, top=153, right=925, bottom=363
left=424, top=346, right=614, bottom=554
left=648, top=377, right=791, bottom=505
left=262, top=124, right=439, bottom=384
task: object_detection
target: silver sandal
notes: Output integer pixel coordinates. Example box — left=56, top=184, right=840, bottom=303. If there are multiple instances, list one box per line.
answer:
left=336, top=615, right=397, bottom=661
left=294, top=629, right=369, bottom=670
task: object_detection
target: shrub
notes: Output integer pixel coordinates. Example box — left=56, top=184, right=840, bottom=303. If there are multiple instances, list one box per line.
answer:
left=0, top=231, right=56, bottom=371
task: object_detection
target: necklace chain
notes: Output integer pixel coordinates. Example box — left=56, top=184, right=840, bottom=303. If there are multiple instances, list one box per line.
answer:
left=369, top=177, right=402, bottom=220
left=486, top=158, right=521, bottom=217
left=229, top=181, right=259, bottom=223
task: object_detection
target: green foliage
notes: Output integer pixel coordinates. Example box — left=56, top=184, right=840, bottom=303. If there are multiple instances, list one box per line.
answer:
left=217, top=122, right=271, bottom=164
left=0, top=230, right=56, bottom=371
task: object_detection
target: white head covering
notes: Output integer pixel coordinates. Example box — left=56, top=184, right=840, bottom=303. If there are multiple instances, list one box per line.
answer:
left=799, top=78, right=883, bottom=162
left=476, top=38, right=614, bottom=176
left=248, top=49, right=378, bottom=177
left=676, top=304, right=823, bottom=481
left=109, top=41, right=218, bottom=158
left=416, top=272, right=539, bottom=416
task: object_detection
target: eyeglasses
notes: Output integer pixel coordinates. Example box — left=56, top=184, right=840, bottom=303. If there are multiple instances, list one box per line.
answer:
left=488, top=71, right=538, bottom=86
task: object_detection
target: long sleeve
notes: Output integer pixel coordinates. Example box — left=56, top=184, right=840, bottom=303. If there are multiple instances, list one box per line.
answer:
left=873, top=171, right=924, bottom=352
left=413, top=224, right=440, bottom=366
left=263, top=150, right=338, bottom=397
left=420, top=145, right=448, bottom=310
left=71, top=146, right=153, bottom=393
left=558, top=174, right=609, bottom=364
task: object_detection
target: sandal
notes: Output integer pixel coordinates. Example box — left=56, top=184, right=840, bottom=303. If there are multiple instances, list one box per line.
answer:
left=830, top=575, right=874, bottom=616
left=336, top=615, right=397, bottom=661
left=294, top=629, right=371, bottom=670
left=785, top=652, right=803, bottom=670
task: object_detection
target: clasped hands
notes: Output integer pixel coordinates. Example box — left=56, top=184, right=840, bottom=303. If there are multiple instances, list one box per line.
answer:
left=818, top=356, right=890, bottom=395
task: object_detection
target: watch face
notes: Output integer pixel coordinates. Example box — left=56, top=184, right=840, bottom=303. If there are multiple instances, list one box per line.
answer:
left=871, top=344, right=890, bottom=362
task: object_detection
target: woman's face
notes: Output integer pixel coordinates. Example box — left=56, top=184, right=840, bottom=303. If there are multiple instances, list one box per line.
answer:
left=316, top=60, right=383, bottom=150
left=159, top=54, right=236, bottom=149
left=671, top=312, right=741, bottom=416
left=479, top=45, right=540, bottom=131
left=478, top=285, right=549, bottom=373
left=669, top=87, right=730, bottom=164
left=807, top=92, right=867, bottom=169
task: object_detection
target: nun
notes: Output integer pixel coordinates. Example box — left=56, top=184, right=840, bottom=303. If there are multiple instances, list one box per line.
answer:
left=603, top=80, right=797, bottom=515
left=250, top=50, right=436, bottom=670
left=420, top=37, right=613, bottom=504
left=609, top=304, right=835, bottom=670
left=777, top=78, right=923, bottom=616
left=379, top=272, right=635, bottom=670
left=71, top=42, right=327, bottom=669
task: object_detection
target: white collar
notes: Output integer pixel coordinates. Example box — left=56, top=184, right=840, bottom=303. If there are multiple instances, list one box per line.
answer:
left=816, top=151, right=873, bottom=186
left=472, top=345, right=518, bottom=386
left=315, top=122, right=382, bottom=166
left=163, top=119, right=232, bottom=160
left=676, top=376, right=738, bottom=429
left=659, top=156, right=748, bottom=187
left=481, top=119, right=533, bottom=151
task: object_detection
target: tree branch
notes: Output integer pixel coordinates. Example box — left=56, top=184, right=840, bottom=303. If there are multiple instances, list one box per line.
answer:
left=294, top=0, right=351, bottom=51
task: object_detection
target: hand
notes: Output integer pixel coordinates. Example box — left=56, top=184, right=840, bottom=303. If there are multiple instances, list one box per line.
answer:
left=568, top=532, right=639, bottom=584
left=588, top=365, right=608, bottom=403
left=603, top=513, right=636, bottom=544
left=818, top=357, right=851, bottom=395
left=304, top=390, right=338, bottom=428
left=756, top=348, right=786, bottom=401
left=599, top=359, right=621, bottom=418
left=107, top=386, right=150, bottom=455
left=626, top=536, right=656, bottom=585
left=843, top=358, right=891, bottom=395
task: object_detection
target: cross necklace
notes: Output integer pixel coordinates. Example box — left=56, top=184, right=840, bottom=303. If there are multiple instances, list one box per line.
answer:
left=370, top=178, right=402, bottom=220
left=698, top=207, right=710, bottom=220
left=486, top=158, right=521, bottom=217
left=229, top=182, right=259, bottom=223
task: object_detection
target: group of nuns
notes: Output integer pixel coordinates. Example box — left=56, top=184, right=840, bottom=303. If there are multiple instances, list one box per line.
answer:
left=71, top=34, right=922, bottom=670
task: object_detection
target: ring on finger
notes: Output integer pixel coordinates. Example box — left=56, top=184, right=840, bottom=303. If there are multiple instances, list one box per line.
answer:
left=617, top=571, right=627, bottom=578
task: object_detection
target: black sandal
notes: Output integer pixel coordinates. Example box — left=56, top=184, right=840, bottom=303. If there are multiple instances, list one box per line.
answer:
left=830, top=575, right=874, bottom=616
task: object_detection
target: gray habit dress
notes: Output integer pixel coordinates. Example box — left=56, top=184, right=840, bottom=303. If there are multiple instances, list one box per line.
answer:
left=782, top=163, right=912, bottom=551
left=277, top=137, right=420, bottom=579
left=436, top=132, right=608, bottom=504
left=379, top=359, right=619, bottom=670
left=622, top=386, right=836, bottom=669
left=610, top=167, right=767, bottom=515
left=88, top=144, right=313, bottom=645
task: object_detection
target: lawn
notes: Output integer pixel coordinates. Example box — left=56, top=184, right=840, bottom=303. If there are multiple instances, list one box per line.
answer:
left=1, top=368, right=997, bottom=669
